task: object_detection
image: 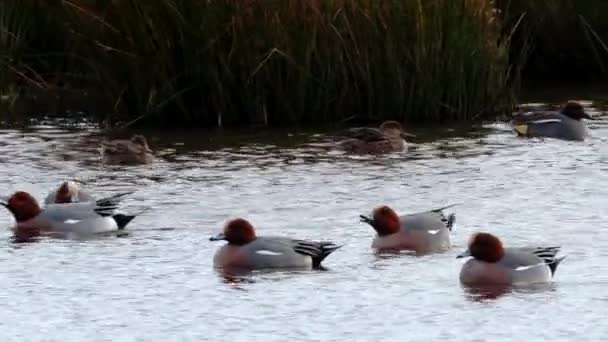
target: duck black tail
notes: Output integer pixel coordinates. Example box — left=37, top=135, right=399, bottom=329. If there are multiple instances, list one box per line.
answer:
left=446, top=213, right=456, bottom=232
left=548, top=256, right=566, bottom=276
left=293, top=241, right=343, bottom=269
left=112, top=214, right=136, bottom=230
left=313, top=243, right=342, bottom=269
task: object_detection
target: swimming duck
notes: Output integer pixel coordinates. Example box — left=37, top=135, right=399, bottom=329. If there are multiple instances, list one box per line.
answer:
left=457, top=232, right=565, bottom=286
left=210, top=218, right=341, bottom=271
left=100, top=134, right=154, bottom=164
left=360, top=204, right=456, bottom=254
left=44, top=181, right=95, bottom=204
left=1, top=191, right=137, bottom=239
left=335, top=120, right=415, bottom=154
left=511, top=101, right=593, bottom=141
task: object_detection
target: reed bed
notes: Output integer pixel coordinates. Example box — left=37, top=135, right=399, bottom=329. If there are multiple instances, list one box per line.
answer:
left=499, top=0, right=608, bottom=82
left=1, top=0, right=579, bottom=126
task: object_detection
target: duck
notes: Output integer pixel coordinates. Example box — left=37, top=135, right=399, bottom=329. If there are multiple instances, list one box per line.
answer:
left=100, top=134, right=154, bottom=164
left=44, top=181, right=95, bottom=204
left=1, top=191, right=138, bottom=239
left=457, top=232, right=565, bottom=286
left=511, top=101, right=594, bottom=141
left=359, top=204, right=456, bottom=254
left=335, top=120, right=415, bottom=154
left=209, top=218, right=341, bottom=271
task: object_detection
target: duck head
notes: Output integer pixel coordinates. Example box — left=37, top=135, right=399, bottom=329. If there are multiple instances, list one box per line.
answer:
left=210, top=218, right=257, bottom=245
left=379, top=120, right=416, bottom=139
left=1, top=191, right=42, bottom=222
left=360, top=205, right=401, bottom=236
left=560, top=101, right=593, bottom=121
left=54, top=181, right=80, bottom=203
left=130, top=135, right=153, bottom=153
left=457, top=232, right=504, bottom=263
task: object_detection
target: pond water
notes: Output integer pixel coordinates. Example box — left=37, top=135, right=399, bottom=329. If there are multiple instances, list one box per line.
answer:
left=0, top=102, right=607, bottom=341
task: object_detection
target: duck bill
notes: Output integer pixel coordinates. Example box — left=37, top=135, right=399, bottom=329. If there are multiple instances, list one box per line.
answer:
left=401, top=131, right=417, bottom=138
left=359, top=215, right=376, bottom=228
left=583, top=113, right=594, bottom=120
left=209, top=232, right=227, bottom=241
left=456, top=250, right=471, bottom=259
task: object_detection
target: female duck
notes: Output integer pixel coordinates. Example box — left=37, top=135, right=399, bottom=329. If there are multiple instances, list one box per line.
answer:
left=457, top=232, right=565, bottom=286
left=100, top=134, right=154, bottom=164
left=210, top=218, right=341, bottom=271
left=1, top=191, right=137, bottom=238
left=336, top=120, right=415, bottom=154
left=511, top=101, right=594, bottom=141
left=359, top=204, right=456, bottom=254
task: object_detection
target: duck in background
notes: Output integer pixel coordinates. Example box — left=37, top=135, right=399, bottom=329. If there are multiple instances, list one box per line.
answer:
left=359, top=204, right=456, bottom=254
left=457, top=232, right=565, bottom=286
left=334, top=120, right=416, bottom=154
left=100, top=134, right=154, bottom=164
left=44, top=181, right=95, bottom=204
left=511, top=101, right=594, bottom=141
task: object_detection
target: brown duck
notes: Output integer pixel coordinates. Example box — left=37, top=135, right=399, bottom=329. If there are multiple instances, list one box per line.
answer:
left=100, top=134, right=154, bottom=165
left=335, top=120, right=415, bottom=154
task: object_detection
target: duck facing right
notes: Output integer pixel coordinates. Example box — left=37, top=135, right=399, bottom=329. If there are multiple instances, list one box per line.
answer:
left=511, top=100, right=594, bottom=141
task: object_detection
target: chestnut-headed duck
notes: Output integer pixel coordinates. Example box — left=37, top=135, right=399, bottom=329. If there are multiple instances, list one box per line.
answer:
left=210, top=218, right=341, bottom=271
left=360, top=204, right=456, bottom=254
left=457, top=232, right=565, bottom=286
left=100, top=134, right=154, bottom=164
left=1, top=191, right=137, bottom=238
left=44, top=181, right=95, bottom=204
left=511, top=101, right=593, bottom=141
left=335, top=120, right=415, bottom=154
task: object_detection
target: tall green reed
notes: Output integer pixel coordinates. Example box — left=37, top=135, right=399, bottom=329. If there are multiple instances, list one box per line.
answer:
left=6, top=0, right=521, bottom=125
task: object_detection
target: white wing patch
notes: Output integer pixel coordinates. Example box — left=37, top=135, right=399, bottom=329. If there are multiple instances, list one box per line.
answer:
left=514, top=263, right=544, bottom=271
left=255, top=250, right=284, bottom=256
left=64, top=219, right=81, bottom=224
left=427, top=229, right=440, bottom=235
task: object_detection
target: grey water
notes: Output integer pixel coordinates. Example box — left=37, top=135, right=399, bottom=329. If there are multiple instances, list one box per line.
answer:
left=0, top=102, right=607, bottom=341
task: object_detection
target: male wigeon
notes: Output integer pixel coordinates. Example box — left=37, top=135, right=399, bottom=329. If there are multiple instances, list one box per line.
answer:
left=100, top=134, right=154, bottom=164
left=210, top=218, right=341, bottom=271
left=44, top=181, right=95, bottom=204
left=1, top=191, right=137, bottom=238
left=335, top=120, right=415, bottom=154
left=511, top=101, right=593, bottom=141
left=360, top=204, right=456, bottom=254
left=457, top=232, right=565, bottom=286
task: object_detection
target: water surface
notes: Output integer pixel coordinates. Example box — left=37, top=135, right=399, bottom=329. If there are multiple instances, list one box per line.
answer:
left=0, top=104, right=607, bottom=341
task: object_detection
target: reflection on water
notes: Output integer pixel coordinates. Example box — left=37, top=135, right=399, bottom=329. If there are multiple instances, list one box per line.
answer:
left=0, top=101, right=606, bottom=340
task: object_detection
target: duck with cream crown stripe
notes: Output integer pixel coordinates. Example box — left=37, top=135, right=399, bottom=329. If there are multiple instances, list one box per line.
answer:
left=210, top=218, right=341, bottom=271
left=1, top=191, right=139, bottom=238
left=457, top=232, right=565, bottom=286
left=360, top=204, right=456, bottom=254
left=44, top=181, right=96, bottom=204
left=511, top=101, right=594, bottom=141
left=334, top=120, right=416, bottom=154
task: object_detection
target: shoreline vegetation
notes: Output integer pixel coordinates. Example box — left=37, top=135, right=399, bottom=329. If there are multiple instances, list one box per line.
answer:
left=1, top=1, right=607, bottom=128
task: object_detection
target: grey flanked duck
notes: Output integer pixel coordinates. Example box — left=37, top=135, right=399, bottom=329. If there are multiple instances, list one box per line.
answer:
left=360, top=204, right=457, bottom=254
left=100, top=134, right=154, bottom=164
left=44, top=181, right=95, bottom=204
left=511, top=101, right=594, bottom=141
left=335, top=120, right=415, bottom=154
left=210, top=218, right=341, bottom=271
